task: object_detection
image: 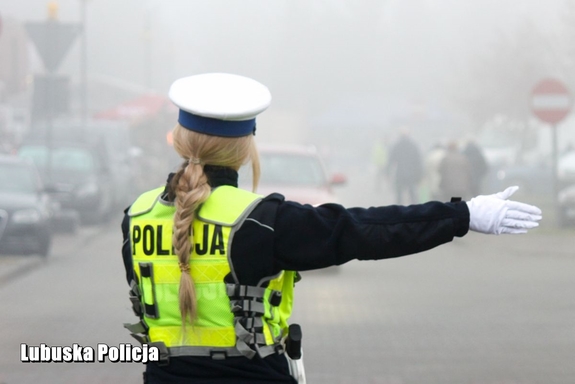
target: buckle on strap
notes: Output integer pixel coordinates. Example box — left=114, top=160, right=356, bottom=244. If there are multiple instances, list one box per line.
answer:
left=123, top=321, right=148, bottom=334
left=226, top=283, right=267, bottom=299
left=210, top=351, right=227, bottom=360
left=233, top=317, right=282, bottom=359
left=235, top=320, right=255, bottom=344
left=130, top=279, right=141, bottom=297
left=128, top=279, right=143, bottom=316
left=150, top=342, right=170, bottom=366
left=124, top=321, right=150, bottom=345
left=256, top=343, right=282, bottom=359
left=129, top=333, right=149, bottom=344
left=235, top=340, right=257, bottom=359
left=129, top=295, right=143, bottom=317
left=230, top=299, right=265, bottom=315
left=239, top=316, right=263, bottom=330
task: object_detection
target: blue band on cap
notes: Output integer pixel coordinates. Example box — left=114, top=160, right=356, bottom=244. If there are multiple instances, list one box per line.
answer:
left=178, top=110, right=255, bottom=137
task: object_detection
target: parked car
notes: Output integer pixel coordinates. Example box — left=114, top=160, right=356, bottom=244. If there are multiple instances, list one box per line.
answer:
left=485, top=161, right=552, bottom=197
left=558, top=151, right=575, bottom=186
left=485, top=151, right=575, bottom=197
left=18, top=141, right=116, bottom=224
left=18, top=120, right=137, bottom=221
left=240, top=143, right=346, bottom=205
left=0, top=155, right=53, bottom=256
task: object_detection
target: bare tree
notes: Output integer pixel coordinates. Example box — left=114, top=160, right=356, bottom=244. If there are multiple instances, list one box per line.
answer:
left=455, top=19, right=558, bottom=129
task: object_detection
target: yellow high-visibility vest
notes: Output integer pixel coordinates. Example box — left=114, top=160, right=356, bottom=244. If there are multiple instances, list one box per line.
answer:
left=126, top=185, right=295, bottom=359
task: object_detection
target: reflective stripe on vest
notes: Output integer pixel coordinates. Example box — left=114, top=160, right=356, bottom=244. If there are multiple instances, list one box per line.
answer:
left=126, top=185, right=295, bottom=359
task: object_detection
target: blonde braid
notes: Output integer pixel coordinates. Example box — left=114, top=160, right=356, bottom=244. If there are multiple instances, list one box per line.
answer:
left=172, top=161, right=211, bottom=326
left=169, top=123, right=260, bottom=330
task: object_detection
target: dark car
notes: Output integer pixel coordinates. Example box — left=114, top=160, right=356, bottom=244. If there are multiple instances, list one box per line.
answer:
left=0, top=155, right=53, bottom=256
left=485, top=151, right=575, bottom=198
left=18, top=141, right=115, bottom=223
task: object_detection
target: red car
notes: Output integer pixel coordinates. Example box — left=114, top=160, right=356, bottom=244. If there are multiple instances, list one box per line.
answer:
left=241, top=143, right=346, bottom=205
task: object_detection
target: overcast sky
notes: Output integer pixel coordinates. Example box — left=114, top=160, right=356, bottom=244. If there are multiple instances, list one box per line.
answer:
left=1, top=0, right=569, bottom=142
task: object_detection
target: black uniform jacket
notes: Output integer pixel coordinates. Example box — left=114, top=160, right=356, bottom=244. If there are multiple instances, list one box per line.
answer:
left=121, top=166, right=470, bottom=384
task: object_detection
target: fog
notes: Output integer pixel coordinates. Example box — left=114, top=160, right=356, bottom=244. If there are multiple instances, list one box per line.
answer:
left=2, top=1, right=575, bottom=197
left=3, top=3, right=575, bottom=383
left=1, top=2, right=571, bottom=127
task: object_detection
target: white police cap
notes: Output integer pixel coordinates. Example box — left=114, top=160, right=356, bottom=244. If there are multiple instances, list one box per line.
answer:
left=169, top=73, right=271, bottom=137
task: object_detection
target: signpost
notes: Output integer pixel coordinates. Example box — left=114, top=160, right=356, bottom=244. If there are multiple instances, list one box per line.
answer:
left=26, top=2, right=81, bottom=121
left=531, top=78, right=573, bottom=224
left=25, top=3, right=81, bottom=182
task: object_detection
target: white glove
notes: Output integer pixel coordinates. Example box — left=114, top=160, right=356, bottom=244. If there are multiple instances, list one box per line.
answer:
left=466, top=186, right=542, bottom=235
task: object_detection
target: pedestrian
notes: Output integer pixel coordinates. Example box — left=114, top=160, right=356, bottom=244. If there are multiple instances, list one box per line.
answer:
left=462, top=138, right=489, bottom=196
left=386, top=129, right=423, bottom=204
left=438, top=140, right=473, bottom=201
left=121, top=73, right=542, bottom=384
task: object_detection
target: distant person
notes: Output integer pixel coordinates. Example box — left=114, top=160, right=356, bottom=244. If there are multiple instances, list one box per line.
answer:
left=387, top=129, right=423, bottom=204
left=438, top=140, right=472, bottom=201
left=462, top=139, right=489, bottom=196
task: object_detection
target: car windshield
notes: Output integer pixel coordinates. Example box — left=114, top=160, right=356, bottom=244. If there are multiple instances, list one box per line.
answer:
left=0, top=163, right=38, bottom=194
left=258, top=153, right=326, bottom=187
left=18, top=145, right=97, bottom=173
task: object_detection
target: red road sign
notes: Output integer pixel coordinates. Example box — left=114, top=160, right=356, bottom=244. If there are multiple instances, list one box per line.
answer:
left=531, top=78, right=572, bottom=124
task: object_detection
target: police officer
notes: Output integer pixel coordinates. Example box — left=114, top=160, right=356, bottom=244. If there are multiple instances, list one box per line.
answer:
left=121, top=73, right=542, bottom=384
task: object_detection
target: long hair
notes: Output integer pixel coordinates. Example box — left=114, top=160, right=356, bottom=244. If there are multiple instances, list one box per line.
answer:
left=169, top=124, right=260, bottom=326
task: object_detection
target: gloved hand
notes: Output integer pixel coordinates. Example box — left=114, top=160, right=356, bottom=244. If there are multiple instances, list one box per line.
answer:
left=466, top=186, right=542, bottom=235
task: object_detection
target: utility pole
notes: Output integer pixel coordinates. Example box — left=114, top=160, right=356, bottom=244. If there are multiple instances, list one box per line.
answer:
left=25, top=2, right=81, bottom=183
left=531, top=78, right=572, bottom=226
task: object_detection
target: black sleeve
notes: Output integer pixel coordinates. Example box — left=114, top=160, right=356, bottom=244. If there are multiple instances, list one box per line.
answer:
left=273, top=200, right=470, bottom=271
left=121, top=206, right=134, bottom=285
left=229, top=194, right=284, bottom=286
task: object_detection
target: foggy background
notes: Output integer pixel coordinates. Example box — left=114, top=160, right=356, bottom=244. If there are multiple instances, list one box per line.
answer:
left=3, top=0, right=575, bottom=195
left=3, top=1, right=575, bottom=147
left=2, top=2, right=575, bottom=384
